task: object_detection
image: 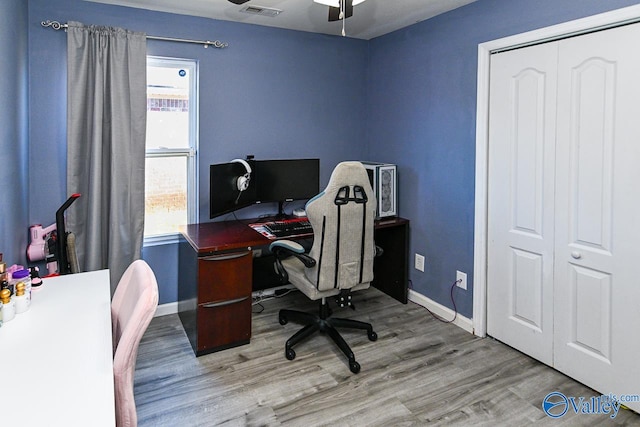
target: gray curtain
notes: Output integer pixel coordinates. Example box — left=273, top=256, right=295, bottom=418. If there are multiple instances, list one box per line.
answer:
left=66, top=21, right=147, bottom=293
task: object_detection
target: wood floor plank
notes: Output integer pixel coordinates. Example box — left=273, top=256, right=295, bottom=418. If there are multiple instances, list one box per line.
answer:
left=134, top=288, right=640, bottom=426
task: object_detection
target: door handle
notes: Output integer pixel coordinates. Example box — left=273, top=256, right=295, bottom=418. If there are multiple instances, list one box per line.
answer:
left=201, top=251, right=251, bottom=262
left=202, top=297, right=248, bottom=308
left=571, top=251, right=582, bottom=259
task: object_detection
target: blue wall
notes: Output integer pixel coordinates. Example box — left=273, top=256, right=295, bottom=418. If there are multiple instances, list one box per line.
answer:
left=14, top=0, right=640, bottom=311
left=0, top=0, right=29, bottom=267
left=27, top=0, right=368, bottom=304
left=367, top=0, right=640, bottom=317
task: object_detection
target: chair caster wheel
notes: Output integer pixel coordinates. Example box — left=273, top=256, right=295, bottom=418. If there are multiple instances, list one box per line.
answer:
left=349, top=360, right=361, bottom=374
left=368, top=331, right=378, bottom=341
left=285, top=348, right=296, bottom=360
left=279, top=316, right=288, bottom=325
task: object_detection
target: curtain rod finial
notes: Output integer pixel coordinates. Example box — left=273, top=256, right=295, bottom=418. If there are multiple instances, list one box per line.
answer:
left=204, top=40, right=229, bottom=49
left=41, top=20, right=68, bottom=31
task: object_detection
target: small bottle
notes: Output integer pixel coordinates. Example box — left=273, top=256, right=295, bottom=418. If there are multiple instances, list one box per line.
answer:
left=30, top=267, right=43, bottom=290
left=0, top=289, right=15, bottom=323
left=11, top=269, right=31, bottom=306
left=0, top=254, right=3, bottom=328
left=14, top=283, right=29, bottom=314
left=0, top=258, right=7, bottom=292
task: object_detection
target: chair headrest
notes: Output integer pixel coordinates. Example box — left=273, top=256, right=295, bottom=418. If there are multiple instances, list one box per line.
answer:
left=324, top=161, right=372, bottom=195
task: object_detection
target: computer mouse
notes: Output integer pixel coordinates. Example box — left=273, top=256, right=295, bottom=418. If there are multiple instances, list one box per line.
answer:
left=292, top=208, right=306, bottom=217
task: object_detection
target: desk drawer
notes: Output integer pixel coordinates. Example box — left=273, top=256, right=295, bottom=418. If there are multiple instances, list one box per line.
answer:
left=197, top=297, right=251, bottom=352
left=198, top=251, right=252, bottom=303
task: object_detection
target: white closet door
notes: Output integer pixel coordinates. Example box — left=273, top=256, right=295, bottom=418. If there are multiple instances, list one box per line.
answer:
left=487, top=42, right=559, bottom=365
left=554, top=23, right=640, bottom=404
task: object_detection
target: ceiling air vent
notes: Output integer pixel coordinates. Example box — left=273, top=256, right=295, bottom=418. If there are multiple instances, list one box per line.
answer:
left=240, top=5, right=283, bottom=17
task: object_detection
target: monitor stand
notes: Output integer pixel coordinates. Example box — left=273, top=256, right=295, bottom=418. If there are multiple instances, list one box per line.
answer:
left=274, top=201, right=290, bottom=220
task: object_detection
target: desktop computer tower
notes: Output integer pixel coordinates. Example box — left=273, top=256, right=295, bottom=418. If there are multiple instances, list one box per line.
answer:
left=361, top=162, right=397, bottom=218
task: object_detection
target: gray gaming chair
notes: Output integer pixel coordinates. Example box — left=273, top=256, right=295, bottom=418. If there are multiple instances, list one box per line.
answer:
left=270, top=161, right=379, bottom=373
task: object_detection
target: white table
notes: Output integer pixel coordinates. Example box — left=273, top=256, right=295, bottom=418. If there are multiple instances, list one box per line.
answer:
left=0, top=269, right=115, bottom=426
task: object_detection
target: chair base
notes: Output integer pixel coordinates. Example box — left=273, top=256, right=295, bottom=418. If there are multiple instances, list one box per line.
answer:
left=278, top=300, right=377, bottom=374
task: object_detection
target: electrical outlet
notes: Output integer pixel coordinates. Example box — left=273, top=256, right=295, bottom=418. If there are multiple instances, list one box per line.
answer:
left=456, top=270, right=467, bottom=290
left=415, top=254, right=425, bottom=272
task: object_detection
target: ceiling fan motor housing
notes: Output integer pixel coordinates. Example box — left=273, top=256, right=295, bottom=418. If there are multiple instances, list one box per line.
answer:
left=329, top=0, right=354, bottom=21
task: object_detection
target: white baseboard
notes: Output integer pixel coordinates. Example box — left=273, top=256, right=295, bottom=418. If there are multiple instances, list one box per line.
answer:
left=154, top=301, right=178, bottom=317
left=408, top=289, right=474, bottom=334
left=156, top=288, right=474, bottom=335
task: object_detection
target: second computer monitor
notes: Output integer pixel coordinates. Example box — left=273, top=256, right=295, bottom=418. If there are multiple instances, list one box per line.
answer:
left=256, top=159, right=320, bottom=204
left=209, top=160, right=257, bottom=219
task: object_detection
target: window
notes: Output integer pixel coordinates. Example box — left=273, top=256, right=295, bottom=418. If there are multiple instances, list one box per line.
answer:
left=144, top=57, right=198, bottom=243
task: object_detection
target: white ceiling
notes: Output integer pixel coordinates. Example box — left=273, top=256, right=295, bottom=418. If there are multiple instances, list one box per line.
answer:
left=84, top=0, right=477, bottom=40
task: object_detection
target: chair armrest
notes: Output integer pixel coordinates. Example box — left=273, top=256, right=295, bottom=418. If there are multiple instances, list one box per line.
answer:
left=270, top=239, right=305, bottom=254
left=269, top=240, right=316, bottom=268
left=269, top=240, right=316, bottom=284
left=375, top=245, right=384, bottom=257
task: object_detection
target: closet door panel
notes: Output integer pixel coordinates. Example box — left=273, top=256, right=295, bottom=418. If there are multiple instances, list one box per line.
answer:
left=487, top=42, right=558, bottom=365
left=554, top=22, right=640, bottom=405
left=568, top=58, right=615, bottom=254
left=568, top=265, right=612, bottom=361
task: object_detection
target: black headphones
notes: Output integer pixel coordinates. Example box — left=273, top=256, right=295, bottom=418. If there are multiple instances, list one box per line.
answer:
left=231, top=158, right=252, bottom=192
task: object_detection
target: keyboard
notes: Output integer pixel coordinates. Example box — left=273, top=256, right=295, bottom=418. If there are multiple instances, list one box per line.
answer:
left=262, top=218, right=313, bottom=238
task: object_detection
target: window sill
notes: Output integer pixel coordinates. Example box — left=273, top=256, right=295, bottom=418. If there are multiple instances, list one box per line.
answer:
left=144, top=233, right=181, bottom=247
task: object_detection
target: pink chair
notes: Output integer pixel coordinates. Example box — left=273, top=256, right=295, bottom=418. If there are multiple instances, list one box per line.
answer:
left=111, top=260, right=159, bottom=427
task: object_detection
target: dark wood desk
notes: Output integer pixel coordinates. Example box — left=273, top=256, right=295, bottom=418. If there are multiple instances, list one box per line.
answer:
left=178, top=217, right=409, bottom=356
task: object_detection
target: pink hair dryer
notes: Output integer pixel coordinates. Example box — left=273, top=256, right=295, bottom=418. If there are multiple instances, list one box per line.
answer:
left=27, top=223, right=57, bottom=275
left=27, top=193, right=81, bottom=276
left=27, top=223, right=56, bottom=261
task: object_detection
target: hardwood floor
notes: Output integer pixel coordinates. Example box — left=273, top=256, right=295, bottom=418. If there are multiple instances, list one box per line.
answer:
left=134, top=288, right=640, bottom=426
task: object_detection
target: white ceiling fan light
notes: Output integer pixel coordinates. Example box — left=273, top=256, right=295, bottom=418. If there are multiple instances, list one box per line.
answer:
left=313, top=0, right=339, bottom=6
left=313, top=0, right=368, bottom=7
left=313, top=0, right=367, bottom=37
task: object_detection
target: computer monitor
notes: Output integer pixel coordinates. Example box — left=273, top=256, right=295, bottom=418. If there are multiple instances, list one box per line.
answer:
left=209, top=160, right=257, bottom=218
left=255, top=159, right=320, bottom=217
left=210, top=158, right=320, bottom=219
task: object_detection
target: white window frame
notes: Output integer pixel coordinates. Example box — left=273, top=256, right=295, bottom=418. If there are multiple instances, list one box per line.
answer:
left=144, top=56, right=199, bottom=246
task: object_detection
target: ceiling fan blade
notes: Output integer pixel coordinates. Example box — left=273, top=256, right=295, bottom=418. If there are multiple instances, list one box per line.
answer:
left=328, top=0, right=353, bottom=22
left=228, top=0, right=250, bottom=4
